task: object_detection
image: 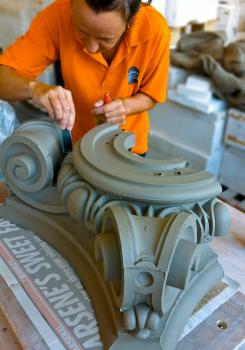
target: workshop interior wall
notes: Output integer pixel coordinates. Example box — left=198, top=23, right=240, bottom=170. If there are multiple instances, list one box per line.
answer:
left=0, top=0, right=52, bottom=49
left=1, top=0, right=245, bottom=49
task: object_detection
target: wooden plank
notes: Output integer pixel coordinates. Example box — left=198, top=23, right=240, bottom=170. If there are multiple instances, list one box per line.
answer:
left=0, top=183, right=53, bottom=349
left=219, top=187, right=245, bottom=214
left=226, top=201, right=245, bottom=240
left=0, top=276, right=49, bottom=350
left=0, top=182, right=9, bottom=204
left=0, top=306, right=23, bottom=350
left=177, top=292, right=245, bottom=350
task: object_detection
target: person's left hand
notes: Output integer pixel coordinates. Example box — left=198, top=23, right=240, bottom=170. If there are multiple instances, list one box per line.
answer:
left=92, top=98, right=126, bottom=125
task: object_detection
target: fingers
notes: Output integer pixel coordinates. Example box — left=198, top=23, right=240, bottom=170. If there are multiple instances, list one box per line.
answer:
left=94, top=99, right=104, bottom=108
left=92, top=98, right=126, bottom=125
left=34, top=84, right=75, bottom=130
left=46, top=89, right=64, bottom=124
left=63, top=89, right=75, bottom=131
left=47, top=87, right=75, bottom=130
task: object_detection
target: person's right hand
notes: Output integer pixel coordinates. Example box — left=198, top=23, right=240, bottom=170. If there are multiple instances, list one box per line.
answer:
left=29, top=81, right=75, bottom=130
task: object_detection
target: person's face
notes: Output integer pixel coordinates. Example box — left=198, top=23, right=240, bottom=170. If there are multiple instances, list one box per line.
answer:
left=72, top=0, right=127, bottom=55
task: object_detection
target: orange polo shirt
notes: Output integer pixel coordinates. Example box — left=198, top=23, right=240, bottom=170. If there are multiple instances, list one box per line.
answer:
left=0, top=0, right=170, bottom=154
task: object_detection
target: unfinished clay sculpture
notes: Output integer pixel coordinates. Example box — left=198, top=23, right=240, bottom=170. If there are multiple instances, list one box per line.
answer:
left=0, top=120, right=231, bottom=350
left=171, top=31, right=245, bottom=111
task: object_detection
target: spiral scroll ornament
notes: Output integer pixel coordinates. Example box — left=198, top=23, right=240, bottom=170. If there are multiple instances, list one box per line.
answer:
left=0, top=120, right=66, bottom=213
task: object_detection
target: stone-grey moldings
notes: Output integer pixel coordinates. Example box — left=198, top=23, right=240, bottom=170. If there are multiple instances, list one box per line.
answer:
left=0, top=120, right=231, bottom=350
left=0, top=119, right=65, bottom=213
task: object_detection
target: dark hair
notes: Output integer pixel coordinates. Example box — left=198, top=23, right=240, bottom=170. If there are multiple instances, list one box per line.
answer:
left=84, top=0, right=141, bottom=23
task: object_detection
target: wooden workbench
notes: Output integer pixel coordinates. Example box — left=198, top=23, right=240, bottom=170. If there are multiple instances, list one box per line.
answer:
left=0, top=181, right=244, bottom=349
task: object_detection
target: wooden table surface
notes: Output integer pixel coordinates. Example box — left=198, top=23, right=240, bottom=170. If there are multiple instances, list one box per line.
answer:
left=0, top=181, right=244, bottom=349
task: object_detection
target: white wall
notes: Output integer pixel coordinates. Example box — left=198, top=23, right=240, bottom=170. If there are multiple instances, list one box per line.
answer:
left=165, top=0, right=219, bottom=27
left=150, top=0, right=167, bottom=16
left=238, top=0, right=245, bottom=30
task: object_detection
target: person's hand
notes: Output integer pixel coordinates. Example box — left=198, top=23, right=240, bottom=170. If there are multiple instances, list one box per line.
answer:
left=92, top=98, right=126, bottom=125
left=29, top=81, right=75, bottom=130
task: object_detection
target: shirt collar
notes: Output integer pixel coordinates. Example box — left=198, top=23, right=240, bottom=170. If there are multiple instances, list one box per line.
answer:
left=64, top=0, right=73, bottom=30
left=125, top=4, right=153, bottom=48
left=68, top=3, right=153, bottom=67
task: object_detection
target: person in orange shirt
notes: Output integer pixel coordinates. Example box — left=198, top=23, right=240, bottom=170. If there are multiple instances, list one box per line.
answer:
left=0, top=0, right=170, bottom=155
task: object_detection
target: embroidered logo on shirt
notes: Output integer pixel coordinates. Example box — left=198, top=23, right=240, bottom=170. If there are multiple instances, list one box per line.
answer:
left=128, top=66, right=139, bottom=84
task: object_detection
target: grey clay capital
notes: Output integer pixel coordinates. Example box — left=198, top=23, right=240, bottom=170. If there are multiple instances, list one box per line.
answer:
left=0, top=121, right=231, bottom=350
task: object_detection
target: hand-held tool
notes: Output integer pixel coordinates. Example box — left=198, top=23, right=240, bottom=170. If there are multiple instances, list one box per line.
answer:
left=61, top=128, right=73, bottom=154
left=103, top=92, right=113, bottom=104
left=95, top=92, right=113, bottom=125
